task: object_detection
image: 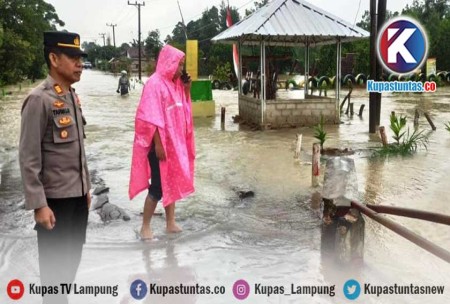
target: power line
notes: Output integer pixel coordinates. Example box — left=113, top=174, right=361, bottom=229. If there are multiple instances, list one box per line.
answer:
left=154, top=0, right=254, bottom=37
left=351, top=0, right=363, bottom=34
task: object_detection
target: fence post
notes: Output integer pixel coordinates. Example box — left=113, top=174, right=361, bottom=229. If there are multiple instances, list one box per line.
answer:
left=294, top=134, right=302, bottom=159
left=312, top=143, right=320, bottom=187
left=379, top=126, right=388, bottom=146
left=221, top=107, right=226, bottom=130
left=414, top=109, right=420, bottom=128
left=424, top=112, right=436, bottom=130
left=358, top=104, right=365, bottom=117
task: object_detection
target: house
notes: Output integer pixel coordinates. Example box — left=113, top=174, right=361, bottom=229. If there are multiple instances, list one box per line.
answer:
left=124, top=47, right=151, bottom=74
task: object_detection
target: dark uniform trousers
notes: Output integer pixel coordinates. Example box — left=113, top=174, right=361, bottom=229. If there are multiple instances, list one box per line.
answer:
left=36, top=196, right=88, bottom=304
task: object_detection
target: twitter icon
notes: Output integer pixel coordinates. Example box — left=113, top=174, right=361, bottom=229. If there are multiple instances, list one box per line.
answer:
left=343, top=279, right=361, bottom=300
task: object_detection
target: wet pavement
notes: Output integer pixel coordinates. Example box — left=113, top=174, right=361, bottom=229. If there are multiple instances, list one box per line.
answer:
left=0, top=70, right=449, bottom=303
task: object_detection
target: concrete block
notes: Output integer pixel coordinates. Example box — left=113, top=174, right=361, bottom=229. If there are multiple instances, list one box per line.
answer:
left=192, top=100, right=215, bottom=117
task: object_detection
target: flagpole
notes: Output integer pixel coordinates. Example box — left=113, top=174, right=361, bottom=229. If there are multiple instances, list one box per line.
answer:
left=226, top=2, right=239, bottom=80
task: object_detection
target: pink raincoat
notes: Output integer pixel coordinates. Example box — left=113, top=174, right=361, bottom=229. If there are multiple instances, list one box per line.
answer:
left=128, top=45, right=195, bottom=206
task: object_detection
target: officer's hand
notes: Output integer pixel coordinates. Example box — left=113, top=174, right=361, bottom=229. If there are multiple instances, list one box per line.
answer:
left=155, top=143, right=166, bottom=161
left=87, top=194, right=91, bottom=210
left=116, top=89, right=120, bottom=93
left=34, top=206, right=56, bottom=230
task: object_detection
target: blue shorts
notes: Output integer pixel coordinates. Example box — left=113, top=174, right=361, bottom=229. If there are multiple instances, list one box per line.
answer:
left=147, top=148, right=162, bottom=201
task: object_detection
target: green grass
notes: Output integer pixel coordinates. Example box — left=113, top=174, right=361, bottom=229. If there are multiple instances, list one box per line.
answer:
left=445, top=122, right=450, bottom=132
left=374, top=128, right=428, bottom=156
left=374, top=112, right=428, bottom=157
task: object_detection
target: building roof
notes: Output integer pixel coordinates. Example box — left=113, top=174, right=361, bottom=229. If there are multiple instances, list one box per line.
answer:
left=125, top=47, right=146, bottom=59
left=212, top=0, right=369, bottom=46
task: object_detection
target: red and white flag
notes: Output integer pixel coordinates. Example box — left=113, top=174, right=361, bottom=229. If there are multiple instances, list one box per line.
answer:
left=226, top=5, right=239, bottom=78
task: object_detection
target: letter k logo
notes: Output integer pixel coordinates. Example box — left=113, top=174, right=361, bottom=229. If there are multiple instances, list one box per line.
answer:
left=387, top=28, right=416, bottom=64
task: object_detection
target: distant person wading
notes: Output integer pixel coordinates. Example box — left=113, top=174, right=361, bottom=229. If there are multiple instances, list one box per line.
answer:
left=117, top=70, right=130, bottom=95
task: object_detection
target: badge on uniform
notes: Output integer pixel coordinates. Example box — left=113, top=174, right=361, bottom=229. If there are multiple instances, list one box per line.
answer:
left=53, top=100, right=64, bottom=108
left=60, top=130, right=68, bottom=139
left=58, top=116, right=72, bottom=125
left=53, top=84, right=64, bottom=96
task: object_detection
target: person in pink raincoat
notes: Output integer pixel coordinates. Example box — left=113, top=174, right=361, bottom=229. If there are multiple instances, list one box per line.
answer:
left=129, top=44, right=195, bottom=240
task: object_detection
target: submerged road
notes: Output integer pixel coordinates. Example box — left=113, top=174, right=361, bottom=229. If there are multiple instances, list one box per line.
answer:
left=0, top=70, right=449, bottom=303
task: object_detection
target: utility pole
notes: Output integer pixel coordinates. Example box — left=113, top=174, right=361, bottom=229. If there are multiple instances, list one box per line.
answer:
left=128, top=1, right=145, bottom=80
left=176, top=0, right=188, bottom=40
left=106, top=23, right=117, bottom=48
left=376, top=0, right=387, bottom=128
left=99, top=33, right=106, bottom=46
left=368, top=0, right=387, bottom=133
left=368, top=0, right=378, bottom=133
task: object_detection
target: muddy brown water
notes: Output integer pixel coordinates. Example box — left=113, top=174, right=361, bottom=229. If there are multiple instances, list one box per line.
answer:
left=0, top=70, right=449, bottom=303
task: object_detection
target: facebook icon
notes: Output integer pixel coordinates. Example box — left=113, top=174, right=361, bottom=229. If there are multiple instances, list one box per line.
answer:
left=130, top=279, right=148, bottom=300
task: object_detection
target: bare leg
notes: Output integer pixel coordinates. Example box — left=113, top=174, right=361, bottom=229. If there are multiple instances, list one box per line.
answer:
left=165, top=203, right=182, bottom=233
left=140, top=195, right=158, bottom=240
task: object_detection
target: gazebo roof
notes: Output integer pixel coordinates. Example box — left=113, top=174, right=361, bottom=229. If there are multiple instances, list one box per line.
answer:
left=212, top=0, right=369, bottom=46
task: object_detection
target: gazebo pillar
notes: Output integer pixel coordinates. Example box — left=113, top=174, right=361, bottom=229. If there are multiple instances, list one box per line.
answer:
left=304, top=40, right=310, bottom=97
left=260, top=40, right=266, bottom=126
left=336, top=39, right=342, bottom=104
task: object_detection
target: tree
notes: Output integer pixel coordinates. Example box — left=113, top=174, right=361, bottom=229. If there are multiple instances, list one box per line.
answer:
left=402, top=0, right=450, bottom=71
left=166, top=4, right=239, bottom=76
left=245, top=0, right=269, bottom=16
left=120, top=42, right=130, bottom=52
left=0, top=24, right=3, bottom=48
left=170, top=22, right=187, bottom=44
left=82, top=41, right=97, bottom=54
left=219, top=0, right=240, bottom=32
left=0, top=0, right=64, bottom=84
left=144, top=30, right=162, bottom=60
left=85, top=44, right=121, bottom=67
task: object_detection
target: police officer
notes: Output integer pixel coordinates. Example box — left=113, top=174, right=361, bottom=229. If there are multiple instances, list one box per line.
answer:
left=19, top=31, right=90, bottom=304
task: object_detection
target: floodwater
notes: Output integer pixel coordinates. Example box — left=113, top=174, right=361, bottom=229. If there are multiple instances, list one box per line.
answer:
left=1, top=70, right=449, bottom=304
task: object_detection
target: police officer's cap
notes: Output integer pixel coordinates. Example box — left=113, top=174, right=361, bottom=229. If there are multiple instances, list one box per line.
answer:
left=44, top=31, right=87, bottom=57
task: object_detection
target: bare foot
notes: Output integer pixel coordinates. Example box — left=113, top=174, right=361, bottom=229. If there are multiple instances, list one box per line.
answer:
left=140, top=226, right=153, bottom=240
left=166, top=222, right=182, bottom=234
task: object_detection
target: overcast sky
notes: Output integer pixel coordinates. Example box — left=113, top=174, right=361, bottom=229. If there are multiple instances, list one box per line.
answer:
left=45, top=0, right=414, bottom=47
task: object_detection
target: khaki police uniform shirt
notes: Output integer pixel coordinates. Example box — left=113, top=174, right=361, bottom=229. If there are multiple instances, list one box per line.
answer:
left=19, top=75, right=90, bottom=210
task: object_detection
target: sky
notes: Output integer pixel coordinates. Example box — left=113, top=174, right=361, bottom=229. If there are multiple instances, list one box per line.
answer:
left=45, top=0, right=415, bottom=47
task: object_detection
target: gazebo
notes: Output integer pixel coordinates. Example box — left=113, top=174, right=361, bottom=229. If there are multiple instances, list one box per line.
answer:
left=212, top=0, right=369, bottom=128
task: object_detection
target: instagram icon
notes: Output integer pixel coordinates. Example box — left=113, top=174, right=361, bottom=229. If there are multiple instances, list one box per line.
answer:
left=233, top=279, right=250, bottom=300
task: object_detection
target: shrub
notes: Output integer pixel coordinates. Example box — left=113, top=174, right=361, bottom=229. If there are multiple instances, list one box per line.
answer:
left=374, top=113, right=428, bottom=157
left=313, top=115, right=327, bottom=152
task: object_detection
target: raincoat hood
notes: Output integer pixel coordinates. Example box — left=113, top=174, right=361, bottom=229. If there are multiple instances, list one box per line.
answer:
left=155, top=44, right=185, bottom=80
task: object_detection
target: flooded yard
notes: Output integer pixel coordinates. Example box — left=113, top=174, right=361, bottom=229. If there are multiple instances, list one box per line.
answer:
left=1, top=70, right=449, bottom=303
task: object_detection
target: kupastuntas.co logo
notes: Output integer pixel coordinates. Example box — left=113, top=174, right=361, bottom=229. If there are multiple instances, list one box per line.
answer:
left=377, top=16, right=428, bottom=75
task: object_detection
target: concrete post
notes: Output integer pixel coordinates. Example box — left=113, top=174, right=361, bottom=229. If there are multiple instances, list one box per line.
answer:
left=320, top=157, right=365, bottom=264
left=312, top=143, right=320, bottom=187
